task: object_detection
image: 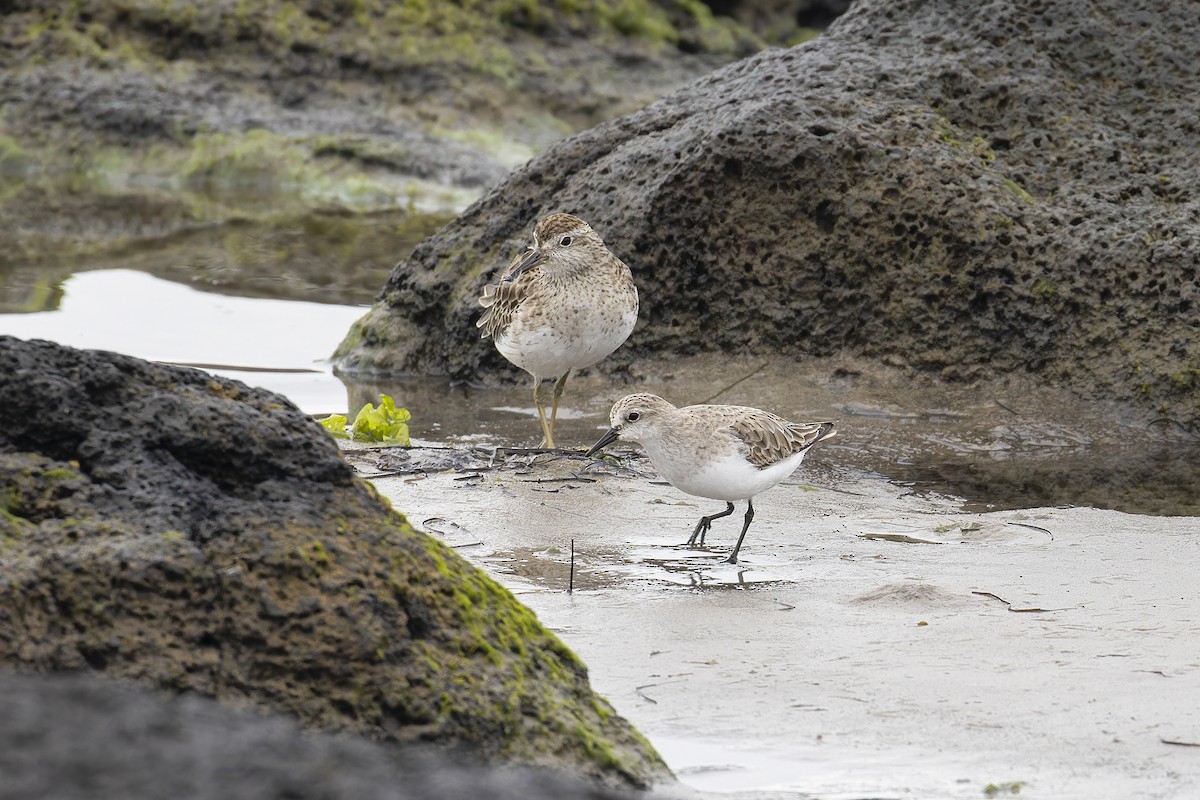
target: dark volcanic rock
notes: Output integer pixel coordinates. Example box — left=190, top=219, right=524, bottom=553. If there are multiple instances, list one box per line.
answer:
left=0, top=670, right=640, bottom=800
left=336, top=0, right=1200, bottom=430
left=0, top=336, right=668, bottom=787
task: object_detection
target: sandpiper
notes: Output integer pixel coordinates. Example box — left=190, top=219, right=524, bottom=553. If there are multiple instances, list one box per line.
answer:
left=477, top=213, right=638, bottom=448
left=586, top=393, right=836, bottom=564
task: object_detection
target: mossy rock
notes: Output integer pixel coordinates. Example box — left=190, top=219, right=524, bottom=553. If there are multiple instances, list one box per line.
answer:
left=0, top=336, right=668, bottom=787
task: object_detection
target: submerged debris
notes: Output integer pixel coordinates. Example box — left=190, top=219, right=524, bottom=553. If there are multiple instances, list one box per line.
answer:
left=345, top=445, right=656, bottom=482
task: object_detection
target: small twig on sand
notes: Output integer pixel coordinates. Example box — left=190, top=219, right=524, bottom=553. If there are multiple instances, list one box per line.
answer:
left=353, top=468, right=415, bottom=478
left=487, top=446, right=583, bottom=468
left=519, top=476, right=597, bottom=484
left=817, top=484, right=871, bottom=498
left=635, top=684, right=659, bottom=704
left=858, top=532, right=943, bottom=544
left=1006, top=521, right=1054, bottom=540
left=635, top=677, right=690, bottom=704
left=971, top=590, right=1066, bottom=613
left=568, top=538, right=575, bottom=594
left=487, top=445, right=590, bottom=458
left=1161, top=738, right=1200, bottom=747
left=993, top=399, right=1022, bottom=416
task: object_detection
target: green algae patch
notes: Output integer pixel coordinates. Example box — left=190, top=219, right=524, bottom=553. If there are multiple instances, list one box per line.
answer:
left=0, top=135, right=29, bottom=171
left=0, top=455, right=90, bottom=526
left=1001, top=177, right=1036, bottom=205
left=603, top=0, right=678, bottom=44
left=331, top=314, right=369, bottom=361
left=172, top=129, right=473, bottom=214
left=0, top=124, right=463, bottom=272
left=10, top=0, right=760, bottom=69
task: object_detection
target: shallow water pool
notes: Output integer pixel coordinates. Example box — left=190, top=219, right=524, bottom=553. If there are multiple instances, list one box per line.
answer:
left=0, top=268, right=364, bottom=414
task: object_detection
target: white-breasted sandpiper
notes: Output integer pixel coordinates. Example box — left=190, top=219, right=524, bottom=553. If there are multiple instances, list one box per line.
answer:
left=587, top=393, right=836, bottom=563
left=478, top=213, right=638, bottom=448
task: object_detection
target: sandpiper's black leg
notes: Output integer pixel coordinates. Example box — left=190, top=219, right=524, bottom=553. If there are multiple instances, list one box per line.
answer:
left=687, top=502, right=735, bottom=546
left=726, top=498, right=756, bottom=563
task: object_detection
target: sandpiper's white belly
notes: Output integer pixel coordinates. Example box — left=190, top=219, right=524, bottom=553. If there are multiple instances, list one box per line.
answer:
left=648, top=447, right=808, bottom=502
left=496, top=307, right=637, bottom=380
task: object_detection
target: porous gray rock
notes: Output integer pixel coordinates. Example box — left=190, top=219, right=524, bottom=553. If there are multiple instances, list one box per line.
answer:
left=0, top=670, right=642, bottom=800
left=336, top=0, right=1200, bottom=430
left=0, top=336, right=668, bottom=788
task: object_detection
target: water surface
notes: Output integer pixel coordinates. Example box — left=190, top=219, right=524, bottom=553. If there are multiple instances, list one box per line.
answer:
left=0, top=269, right=363, bottom=414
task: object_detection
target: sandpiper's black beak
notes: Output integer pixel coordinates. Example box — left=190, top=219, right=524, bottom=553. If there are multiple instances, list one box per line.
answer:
left=503, top=247, right=542, bottom=283
left=585, top=428, right=620, bottom=457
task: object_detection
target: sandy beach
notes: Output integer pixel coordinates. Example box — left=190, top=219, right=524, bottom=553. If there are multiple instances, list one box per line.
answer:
left=350, top=364, right=1200, bottom=800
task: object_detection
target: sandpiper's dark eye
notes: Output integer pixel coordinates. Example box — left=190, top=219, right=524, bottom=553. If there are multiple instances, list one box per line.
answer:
left=559, top=235, right=573, bottom=246
left=627, top=411, right=641, bottom=422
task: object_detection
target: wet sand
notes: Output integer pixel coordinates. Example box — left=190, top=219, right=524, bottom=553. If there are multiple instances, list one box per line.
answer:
left=346, top=361, right=1200, bottom=799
